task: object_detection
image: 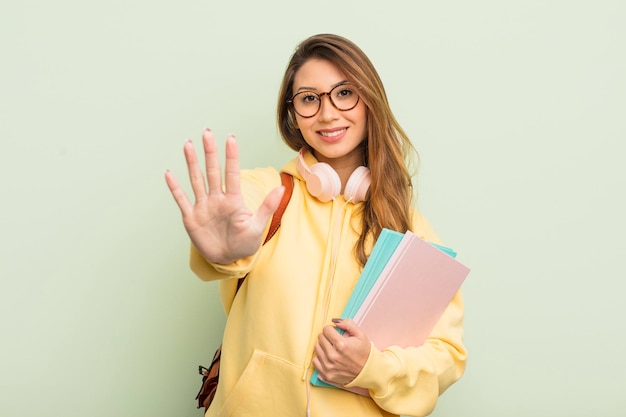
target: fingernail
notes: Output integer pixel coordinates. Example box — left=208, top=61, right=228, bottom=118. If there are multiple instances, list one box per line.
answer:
left=331, top=318, right=343, bottom=324
left=204, top=127, right=211, bottom=132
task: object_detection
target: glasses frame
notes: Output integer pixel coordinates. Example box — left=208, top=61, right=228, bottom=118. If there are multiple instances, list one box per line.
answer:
left=287, top=82, right=360, bottom=118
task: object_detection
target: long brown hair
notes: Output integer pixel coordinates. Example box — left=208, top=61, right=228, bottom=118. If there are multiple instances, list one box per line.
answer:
left=277, top=34, right=417, bottom=266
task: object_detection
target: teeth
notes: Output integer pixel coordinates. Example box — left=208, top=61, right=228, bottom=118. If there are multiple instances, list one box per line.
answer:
left=320, top=129, right=346, bottom=137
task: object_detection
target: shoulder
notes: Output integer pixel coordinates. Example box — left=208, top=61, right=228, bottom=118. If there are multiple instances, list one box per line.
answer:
left=410, top=210, right=443, bottom=245
left=241, top=166, right=281, bottom=188
left=240, top=167, right=281, bottom=210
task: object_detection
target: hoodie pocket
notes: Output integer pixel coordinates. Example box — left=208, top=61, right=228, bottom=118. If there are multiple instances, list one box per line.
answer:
left=216, top=349, right=305, bottom=417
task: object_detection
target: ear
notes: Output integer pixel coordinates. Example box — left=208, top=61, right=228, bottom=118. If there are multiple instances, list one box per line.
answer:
left=289, top=109, right=300, bottom=130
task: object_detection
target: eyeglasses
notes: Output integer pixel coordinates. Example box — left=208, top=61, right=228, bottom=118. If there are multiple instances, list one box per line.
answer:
left=287, top=82, right=360, bottom=118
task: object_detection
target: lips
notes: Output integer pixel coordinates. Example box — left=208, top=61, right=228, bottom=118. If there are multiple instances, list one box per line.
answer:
left=317, top=128, right=347, bottom=142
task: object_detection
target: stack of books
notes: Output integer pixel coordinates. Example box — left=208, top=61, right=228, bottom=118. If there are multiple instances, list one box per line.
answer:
left=310, top=228, right=470, bottom=393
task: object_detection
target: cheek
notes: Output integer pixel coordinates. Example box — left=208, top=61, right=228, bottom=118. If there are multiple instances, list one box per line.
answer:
left=293, top=118, right=316, bottom=144
left=295, top=116, right=314, bottom=132
left=353, top=107, right=368, bottom=133
left=352, top=103, right=368, bottom=126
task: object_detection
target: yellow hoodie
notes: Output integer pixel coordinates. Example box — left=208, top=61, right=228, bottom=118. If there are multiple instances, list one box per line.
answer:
left=190, top=152, right=466, bottom=417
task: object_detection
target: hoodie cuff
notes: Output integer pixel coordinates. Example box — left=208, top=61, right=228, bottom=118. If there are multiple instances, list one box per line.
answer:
left=344, top=342, right=401, bottom=397
left=189, top=243, right=255, bottom=281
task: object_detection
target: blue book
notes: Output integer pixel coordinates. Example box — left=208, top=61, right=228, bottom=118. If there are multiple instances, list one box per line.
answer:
left=310, top=229, right=458, bottom=388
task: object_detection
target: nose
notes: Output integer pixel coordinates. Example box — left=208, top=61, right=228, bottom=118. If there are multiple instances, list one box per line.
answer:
left=317, top=93, right=339, bottom=121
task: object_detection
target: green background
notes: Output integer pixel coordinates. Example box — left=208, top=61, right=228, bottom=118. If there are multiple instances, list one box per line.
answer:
left=1, top=1, right=624, bottom=416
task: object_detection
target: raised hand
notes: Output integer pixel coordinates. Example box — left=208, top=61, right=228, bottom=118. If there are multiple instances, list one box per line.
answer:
left=165, top=129, right=285, bottom=265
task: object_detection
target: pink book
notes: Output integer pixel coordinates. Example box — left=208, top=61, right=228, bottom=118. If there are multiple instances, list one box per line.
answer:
left=353, top=231, right=470, bottom=350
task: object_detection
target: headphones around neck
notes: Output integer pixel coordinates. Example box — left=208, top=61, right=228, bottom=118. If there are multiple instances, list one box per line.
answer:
left=296, top=149, right=371, bottom=203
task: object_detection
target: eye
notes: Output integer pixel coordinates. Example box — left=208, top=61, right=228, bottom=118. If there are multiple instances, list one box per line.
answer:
left=334, top=86, right=354, bottom=100
left=297, top=92, right=320, bottom=105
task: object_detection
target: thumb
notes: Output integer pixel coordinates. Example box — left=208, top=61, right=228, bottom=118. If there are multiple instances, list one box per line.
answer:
left=254, top=185, right=286, bottom=226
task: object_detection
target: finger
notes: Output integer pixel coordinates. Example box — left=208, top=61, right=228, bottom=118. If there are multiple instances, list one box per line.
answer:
left=164, top=170, right=193, bottom=215
left=252, top=185, right=286, bottom=229
left=314, top=341, right=332, bottom=368
left=323, top=325, right=348, bottom=352
left=184, top=139, right=208, bottom=201
left=224, top=134, right=241, bottom=195
left=312, top=355, right=322, bottom=371
left=317, top=326, right=337, bottom=356
left=311, top=355, right=327, bottom=379
left=202, top=129, right=223, bottom=195
left=332, top=318, right=361, bottom=337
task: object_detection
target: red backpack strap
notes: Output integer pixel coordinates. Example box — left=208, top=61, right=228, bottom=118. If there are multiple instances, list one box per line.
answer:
left=265, top=172, right=294, bottom=243
left=236, top=172, right=293, bottom=291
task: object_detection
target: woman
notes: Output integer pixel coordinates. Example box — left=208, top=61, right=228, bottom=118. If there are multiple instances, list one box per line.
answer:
left=165, top=34, right=466, bottom=417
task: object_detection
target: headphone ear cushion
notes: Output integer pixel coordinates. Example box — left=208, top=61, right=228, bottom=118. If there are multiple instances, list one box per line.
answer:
left=344, top=166, right=371, bottom=203
left=307, top=162, right=341, bottom=202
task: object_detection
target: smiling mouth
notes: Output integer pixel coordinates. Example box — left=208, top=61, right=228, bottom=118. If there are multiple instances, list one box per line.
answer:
left=318, top=128, right=347, bottom=138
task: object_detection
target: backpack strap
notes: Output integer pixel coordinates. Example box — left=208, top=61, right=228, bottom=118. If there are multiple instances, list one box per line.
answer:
left=265, top=172, right=294, bottom=243
left=236, top=172, right=293, bottom=291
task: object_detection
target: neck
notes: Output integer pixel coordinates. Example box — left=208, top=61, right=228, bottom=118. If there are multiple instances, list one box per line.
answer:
left=312, top=147, right=365, bottom=190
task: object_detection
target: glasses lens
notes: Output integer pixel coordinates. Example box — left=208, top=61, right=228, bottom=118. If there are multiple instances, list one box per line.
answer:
left=330, top=84, right=359, bottom=111
left=292, top=91, right=320, bottom=118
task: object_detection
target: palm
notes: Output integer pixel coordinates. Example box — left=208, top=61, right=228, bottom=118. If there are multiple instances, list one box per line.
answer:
left=165, top=129, right=284, bottom=264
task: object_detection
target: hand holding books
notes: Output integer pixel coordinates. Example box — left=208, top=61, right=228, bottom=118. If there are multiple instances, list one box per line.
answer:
left=311, top=229, right=470, bottom=393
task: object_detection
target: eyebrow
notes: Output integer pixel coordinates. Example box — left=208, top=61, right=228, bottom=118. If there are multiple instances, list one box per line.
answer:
left=295, top=80, right=348, bottom=93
